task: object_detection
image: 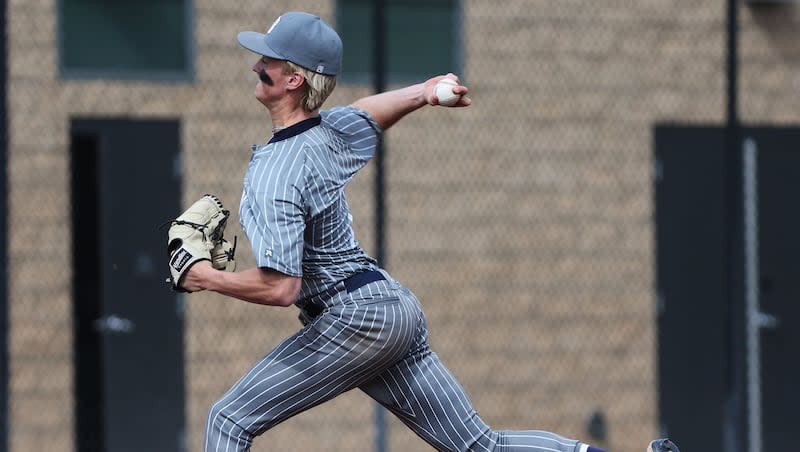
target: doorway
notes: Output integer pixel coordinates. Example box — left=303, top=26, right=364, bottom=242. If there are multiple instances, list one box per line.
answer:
left=70, top=119, right=185, bottom=452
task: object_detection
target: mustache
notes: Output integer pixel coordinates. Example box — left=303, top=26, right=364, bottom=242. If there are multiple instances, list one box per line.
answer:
left=258, top=69, right=274, bottom=86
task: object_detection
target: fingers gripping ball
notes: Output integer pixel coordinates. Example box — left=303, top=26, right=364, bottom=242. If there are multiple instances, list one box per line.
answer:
left=434, top=78, right=461, bottom=107
left=166, top=194, right=234, bottom=292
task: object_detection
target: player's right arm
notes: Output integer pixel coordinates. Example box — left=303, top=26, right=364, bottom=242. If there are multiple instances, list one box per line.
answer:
left=353, top=73, right=470, bottom=131
left=182, top=262, right=301, bottom=307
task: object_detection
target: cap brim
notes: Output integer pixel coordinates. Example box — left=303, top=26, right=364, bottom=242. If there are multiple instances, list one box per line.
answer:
left=237, top=31, right=284, bottom=60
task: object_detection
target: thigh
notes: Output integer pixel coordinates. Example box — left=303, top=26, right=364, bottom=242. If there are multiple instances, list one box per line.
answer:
left=360, top=345, right=494, bottom=452
left=214, top=298, right=416, bottom=436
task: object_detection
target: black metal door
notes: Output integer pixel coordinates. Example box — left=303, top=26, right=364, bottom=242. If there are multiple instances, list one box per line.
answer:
left=751, top=129, right=800, bottom=452
left=71, top=119, right=184, bottom=452
left=655, top=126, right=800, bottom=452
left=654, top=126, right=728, bottom=451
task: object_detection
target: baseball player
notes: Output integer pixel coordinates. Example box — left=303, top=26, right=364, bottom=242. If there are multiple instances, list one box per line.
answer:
left=179, top=11, right=680, bottom=452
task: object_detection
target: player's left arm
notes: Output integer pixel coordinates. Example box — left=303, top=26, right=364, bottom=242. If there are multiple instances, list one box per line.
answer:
left=181, top=262, right=301, bottom=307
left=353, top=73, right=470, bottom=131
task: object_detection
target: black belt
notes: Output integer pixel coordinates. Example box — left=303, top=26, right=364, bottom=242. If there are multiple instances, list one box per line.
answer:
left=343, top=270, right=386, bottom=293
left=299, top=270, right=386, bottom=324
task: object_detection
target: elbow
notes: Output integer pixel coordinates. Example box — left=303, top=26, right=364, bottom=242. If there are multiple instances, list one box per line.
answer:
left=255, top=291, right=295, bottom=307
left=272, top=292, right=297, bottom=308
left=254, top=269, right=301, bottom=307
left=269, top=279, right=301, bottom=307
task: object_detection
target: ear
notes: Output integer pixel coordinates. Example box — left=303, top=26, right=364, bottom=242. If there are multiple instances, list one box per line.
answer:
left=286, top=71, right=306, bottom=91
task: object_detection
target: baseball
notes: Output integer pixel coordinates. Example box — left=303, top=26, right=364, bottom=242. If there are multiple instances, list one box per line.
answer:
left=434, top=78, right=461, bottom=107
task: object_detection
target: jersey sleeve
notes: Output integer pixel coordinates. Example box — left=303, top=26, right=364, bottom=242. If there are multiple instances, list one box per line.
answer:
left=320, top=106, right=382, bottom=160
left=240, top=146, right=307, bottom=277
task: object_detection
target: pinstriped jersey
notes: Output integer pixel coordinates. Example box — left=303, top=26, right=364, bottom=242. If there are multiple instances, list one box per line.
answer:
left=239, top=106, right=380, bottom=301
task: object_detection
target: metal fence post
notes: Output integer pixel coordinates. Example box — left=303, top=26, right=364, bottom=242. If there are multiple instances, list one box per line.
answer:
left=723, top=0, right=746, bottom=451
left=372, top=1, right=388, bottom=451
left=0, top=0, right=8, bottom=449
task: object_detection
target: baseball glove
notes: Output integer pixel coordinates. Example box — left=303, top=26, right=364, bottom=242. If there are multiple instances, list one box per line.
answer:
left=165, top=194, right=235, bottom=292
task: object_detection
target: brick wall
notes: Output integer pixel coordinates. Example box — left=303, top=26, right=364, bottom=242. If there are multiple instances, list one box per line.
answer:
left=6, top=1, right=799, bottom=451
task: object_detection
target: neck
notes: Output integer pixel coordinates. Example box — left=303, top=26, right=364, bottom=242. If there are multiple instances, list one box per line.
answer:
left=267, top=98, right=316, bottom=134
left=270, top=110, right=317, bottom=134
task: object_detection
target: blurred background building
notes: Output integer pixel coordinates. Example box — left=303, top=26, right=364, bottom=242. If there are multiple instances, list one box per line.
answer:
left=2, top=0, right=799, bottom=451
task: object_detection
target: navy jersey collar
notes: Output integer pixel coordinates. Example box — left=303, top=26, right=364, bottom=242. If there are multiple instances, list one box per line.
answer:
left=269, top=116, right=322, bottom=144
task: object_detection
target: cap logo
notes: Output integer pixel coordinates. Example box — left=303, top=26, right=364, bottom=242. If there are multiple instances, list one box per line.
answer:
left=316, top=65, right=324, bottom=73
left=267, top=16, right=281, bottom=34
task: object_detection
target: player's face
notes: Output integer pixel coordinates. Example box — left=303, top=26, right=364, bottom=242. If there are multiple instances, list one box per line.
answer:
left=252, top=56, right=286, bottom=105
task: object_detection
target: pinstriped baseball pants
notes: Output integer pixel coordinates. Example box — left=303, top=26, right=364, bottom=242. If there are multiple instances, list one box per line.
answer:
left=204, top=278, right=582, bottom=452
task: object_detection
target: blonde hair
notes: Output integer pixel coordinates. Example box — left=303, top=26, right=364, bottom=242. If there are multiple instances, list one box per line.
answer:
left=282, top=61, right=337, bottom=112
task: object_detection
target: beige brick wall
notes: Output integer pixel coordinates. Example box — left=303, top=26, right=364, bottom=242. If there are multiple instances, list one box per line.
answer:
left=6, top=1, right=800, bottom=451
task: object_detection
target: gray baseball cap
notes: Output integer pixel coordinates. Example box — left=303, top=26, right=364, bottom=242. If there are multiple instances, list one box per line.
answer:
left=237, top=12, right=343, bottom=76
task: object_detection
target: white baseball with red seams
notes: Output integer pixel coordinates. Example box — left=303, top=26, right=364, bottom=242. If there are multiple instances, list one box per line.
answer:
left=434, top=78, right=461, bottom=106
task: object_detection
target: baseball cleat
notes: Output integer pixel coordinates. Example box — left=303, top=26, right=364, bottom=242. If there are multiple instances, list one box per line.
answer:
left=647, top=438, right=680, bottom=452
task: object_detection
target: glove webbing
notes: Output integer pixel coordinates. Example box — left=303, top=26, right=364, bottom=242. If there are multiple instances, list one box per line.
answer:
left=221, top=236, right=238, bottom=260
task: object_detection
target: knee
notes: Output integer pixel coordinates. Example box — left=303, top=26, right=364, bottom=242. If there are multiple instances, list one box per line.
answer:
left=205, top=400, right=253, bottom=447
left=464, top=432, right=498, bottom=452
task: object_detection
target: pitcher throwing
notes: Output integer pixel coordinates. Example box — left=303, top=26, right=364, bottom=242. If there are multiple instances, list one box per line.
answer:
left=179, top=11, right=679, bottom=452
